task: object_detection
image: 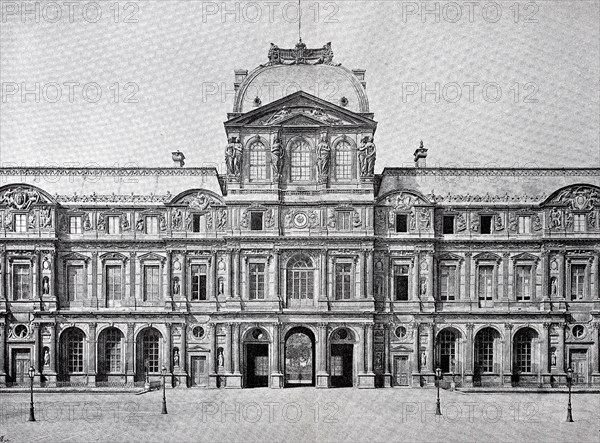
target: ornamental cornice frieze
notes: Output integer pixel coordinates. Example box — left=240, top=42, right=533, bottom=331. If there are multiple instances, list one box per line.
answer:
left=55, top=193, right=173, bottom=203
left=0, top=168, right=217, bottom=177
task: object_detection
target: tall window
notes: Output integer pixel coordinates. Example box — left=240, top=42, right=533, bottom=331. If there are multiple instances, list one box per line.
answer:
left=394, top=265, right=409, bottom=301
left=442, top=215, right=455, bottom=234
left=142, top=329, right=160, bottom=373
left=514, top=328, right=535, bottom=373
left=67, top=265, right=84, bottom=301
left=335, top=263, right=352, bottom=300
left=571, top=264, right=586, bottom=300
left=290, top=138, right=312, bottom=181
left=14, top=214, right=27, bottom=233
left=480, top=215, right=492, bottom=234
left=476, top=328, right=497, bottom=373
left=287, top=255, right=314, bottom=300
left=70, top=216, right=82, bottom=234
left=438, top=330, right=456, bottom=373
left=191, top=264, right=207, bottom=301
left=100, top=328, right=122, bottom=373
left=515, top=265, right=532, bottom=301
left=107, top=216, right=120, bottom=234
left=395, top=214, right=408, bottom=233
left=146, top=216, right=159, bottom=234
left=106, top=265, right=122, bottom=302
left=143, top=265, right=160, bottom=301
left=249, top=263, right=266, bottom=300
left=573, top=214, right=586, bottom=232
left=64, top=328, right=85, bottom=373
left=477, top=266, right=494, bottom=307
left=250, top=212, right=263, bottom=231
left=518, top=216, right=531, bottom=234
left=335, top=141, right=352, bottom=180
left=13, top=264, right=30, bottom=300
left=249, top=142, right=267, bottom=181
left=337, top=212, right=351, bottom=231
left=440, top=265, right=456, bottom=301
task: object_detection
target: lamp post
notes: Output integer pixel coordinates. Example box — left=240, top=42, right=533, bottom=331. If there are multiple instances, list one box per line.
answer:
left=161, top=365, right=168, bottom=415
left=28, top=366, right=36, bottom=422
left=566, top=367, right=573, bottom=422
left=435, top=367, right=442, bottom=416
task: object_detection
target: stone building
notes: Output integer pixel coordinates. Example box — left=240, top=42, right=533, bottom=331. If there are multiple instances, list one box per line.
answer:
left=1, top=41, right=599, bottom=389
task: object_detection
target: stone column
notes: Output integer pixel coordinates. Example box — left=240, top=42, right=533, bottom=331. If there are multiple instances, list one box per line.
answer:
left=233, top=251, right=240, bottom=299
left=273, top=250, right=280, bottom=304
left=383, top=323, right=392, bottom=387
left=366, top=250, right=374, bottom=299
left=48, top=324, right=57, bottom=374
left=91, top=251, right=98, bottom=309
left=464, top=252, right=472, bottom=302
left=541, top=252, right=549, bottom=300
left=228, top=323, right=242, bottom=388
left=502, top=324, right=513, bottom=386
left=412, top=253, right=420, bottom=301
left=88, top=323, right=97, bottom=384
left=540, top=323, right=550, bottom=386
left=557, top=251, right=565, bottom=299
left=412, top=323, right=420, bottom=374
left=165, top=251, right=173, bottom=309
left=0, top=321, right=5, bottom=385
left=32, top=323, right=40, bottom=376
left=126, top=323, right=135, bottom=384
left=426, top=252, right=434, bottom=301
left=591, top=323, right=599, bottom=376
left=426, top=323, right=434, bottom=373
left=320, top=250, right=328, bottom=304
left=179, top=323, right=187, bottom=374
left=366, top=324, right=374, bottom=373
left=164, top=324, right=172, bottom=373
left=465, top=323, right=474, bottom=385
left=503, top=252, right=510, bottom=300
left=360, top=252, right=366, bottom=298
left=357, top=325, right=365, bottom=374
left=316, top=323, right=329, bottom=388
left=358, top=323, right=375, bottom=388
left=271, top=322, right=283, bottom=388
left=0, top=248, right=6, bottom=303
left=556, top=323, right=565, bottom=373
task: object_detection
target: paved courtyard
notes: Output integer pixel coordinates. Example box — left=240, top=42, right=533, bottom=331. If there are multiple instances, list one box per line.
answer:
left=1, top=388, right=598, bottom=442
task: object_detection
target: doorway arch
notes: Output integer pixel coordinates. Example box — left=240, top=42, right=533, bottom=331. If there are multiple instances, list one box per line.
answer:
left=243, top=327, right=270, bottom=388
left=284, top=326, right=315, bottom=387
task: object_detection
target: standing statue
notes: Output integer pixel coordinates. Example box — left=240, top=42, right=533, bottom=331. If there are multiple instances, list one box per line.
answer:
left=271, top=133, right=284, bottom=178
left=232, top=137, right=243, bottom=175
left=358, top=135, right=376, bottom=176
left=317, top=133, right=331, bottom=181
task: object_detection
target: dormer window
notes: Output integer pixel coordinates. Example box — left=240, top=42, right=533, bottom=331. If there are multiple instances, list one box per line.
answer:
left=192, top=214, right=202, bottom=232
left=290, top=138, right=312, bottom=181
left=146, top=216, right=159, bottom=234
left=443, top=215, right=455, bottom=234
left=249, top=141, right=267, bottom=181
left=107, top=216, right=120, bottom=234
left=334, top=141, right=353, bottom=180
left=480, top=215, right=492, bottom=234
left=395, top=214, right=408, bottom=233
left=14, top=214, right=27, bottom=233
left=250, top=212, right=263, bottom=231
left=69, top=216, right=82, bottom=234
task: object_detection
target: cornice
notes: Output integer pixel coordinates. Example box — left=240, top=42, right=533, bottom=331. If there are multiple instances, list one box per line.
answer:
left=0, top=167, right=218, bottom=177
left=380, top=168, right=600, bottom=177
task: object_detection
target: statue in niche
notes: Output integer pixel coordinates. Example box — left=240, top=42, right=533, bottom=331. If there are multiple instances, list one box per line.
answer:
left=551, top=349, right=557, bottom=366
left=43, top=348, right=50, bottom=367
left=173, top=349, right=180, bottom=367
left=316, top=133, right=331, bottom=180
left=550, top=276, right=557, bottom=297
left=217, top=348, right=225, bottom=367
left=358, top=135, right=376, bottom=176
left=40, top=207, right=52, bottom=228
left=218, top=277, right=224, bottom=296
left=421, top=351, right=427, bottom=367
left=172, top=209, right=183, bottom=230
left=173, top=277, right=180, bottom=295
left=270, top=133, right=284, bottom=178
left=419, top=277, right=427, bottom=297
left=550, top=208, right=562, bottom=229
left=42, top=277, right=50, bottom=295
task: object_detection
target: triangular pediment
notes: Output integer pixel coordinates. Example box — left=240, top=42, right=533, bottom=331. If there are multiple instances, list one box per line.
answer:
left=62, top=252, right=90, bottom=262
left=511, top=252, right=539, bottom=262
left=390, top=345, right=413, bottom=353
left=225, top=91, right=377, bottom=128
left=138, top=252, right=166, bottom=262
left=473, top=252, right=501, bottom=262
left=438, top=252, right=463, bottom=262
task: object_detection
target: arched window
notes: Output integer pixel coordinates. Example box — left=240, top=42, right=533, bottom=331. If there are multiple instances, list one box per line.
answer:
left=437, top=329, right=457, bottom=373
left=334, top=141, right=353, bottom=180
left=475, top=328, right=499, bottom=373
left=287, top=255, right=314, bottom=301
left=514, top=328, right=536, bottom=373
left=62, top=328, right=85, bottom=374
left=290, top=138, right=312, bottom=181
left=141, top=328, right=161, bottom=373
left=249, top=141, right=267, bottom=181
left=99, top=327, right=123, bottom=374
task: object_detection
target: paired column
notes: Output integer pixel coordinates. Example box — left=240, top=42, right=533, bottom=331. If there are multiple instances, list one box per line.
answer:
left=48, top=324, right=57, bottom=374
left=366, top=250, right=374, bottom=299
left=0, top=321, right=5, bottom=382
left=502, top=324, right=513, bottom=385
left=426, top=323, right=434, bottom=373
left=365, top=324, right=374, bottom=373
left=591, top=323, right=599, bottom=375
left=32, top=323, right=40, bottom=375
left=411, top=323, right=420, bottom=374
left=126, top=323, right=135, bottom=382
left=224, top=323, right=232, bottom=373
left=556, top=323, right=565, bottom=372
left=465, top=324, right=474, bottom=376
left=88, top=323, right=97, bottom=380
left=164, top=324, right=172, bottom=372
left=232, top=323, right=240, bottom=375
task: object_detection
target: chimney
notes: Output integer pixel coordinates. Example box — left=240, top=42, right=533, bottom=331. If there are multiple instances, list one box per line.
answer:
left=172, top=150, right=185, bottom=167
left=234, top=69, right=248, bottom=93
left=352, top=69, right=366, bottom=89
left=413, top=140, right=428, bottom=168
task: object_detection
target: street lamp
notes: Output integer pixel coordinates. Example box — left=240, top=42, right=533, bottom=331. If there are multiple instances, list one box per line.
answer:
left=435, top=367, right=442, bottom=416
left=161, top=365, right=168, bottom=415
left=28, top=366, right=36, bottom=422
left=566, top=367, right=574, bottom=422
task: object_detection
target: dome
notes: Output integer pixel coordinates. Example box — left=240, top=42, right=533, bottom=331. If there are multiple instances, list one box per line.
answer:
left=233, top=42, right=369, bottom=114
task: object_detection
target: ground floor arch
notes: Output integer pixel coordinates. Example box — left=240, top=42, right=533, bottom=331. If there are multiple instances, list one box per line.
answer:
left=243, top=326, right=270, bottom=388
left=284, top=326, right=315, bottom=387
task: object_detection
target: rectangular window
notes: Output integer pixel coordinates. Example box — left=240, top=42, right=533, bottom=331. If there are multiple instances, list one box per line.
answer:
left=518, top=216, right=531, bottom=234
left=337, top=212, right=351, bottom=231
left=291, top=150, right=311, bottom=181
left=107, top=216, right=120, bottom=234
left=393, top=265, right=409, bottom=301
left=288, top=268, right=314, bottom=300
left=335, top=150, right=352, bottom=180
left=106, top=265, right=122, bottom=301
left=442, top=216, right=455, bottom=234
left=335, top=263, right=352, bottom=300
left=191, top=264, right=207, bottom=301
left=330, top=355, right=344, bottom=376
left=249, top=263, right=265, bottom=300
left=67, top=265, right=84, bottom=301
left=13, top=264, right=30, bottom=300
left=14, top=214, right=27, bottom=233
left=69, top=216, right=82, bottom=234
left=478, top=266, right=494, bottom=307
left=66, top=334, right=84, bottom=373
left=395, top=214, right=408, bottom=233
left=146, top=216, right=159, bottom=234
left=571, top=264, right=586, bottom=300
left=573, top=214, right=586, bottom=232
left=249, top=149, right=267, bottom=181
left=440, top=265, right=456, bottom=301
left=192, top=214, right=202, bottom=232
left=250, top=212, right=263, bottom=231
left=515, top=265, right=532, bottom=301
left=480, top=215, right=492, bottom=234
left=143, top=265, right=160, bottom=301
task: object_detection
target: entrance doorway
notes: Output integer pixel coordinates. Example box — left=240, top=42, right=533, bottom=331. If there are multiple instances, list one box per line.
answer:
left=190, top=356, right=208, bottom=387
left=330, top=344, right=353, bottom=387
left=246, top=344, right=269, bottom=388
left=393, top=356, right=409, bottom=386
left=284, top=327, right=315, bottom=387
left=12, top=349, right=31, bottom=385
left=570, top=350, right=588, bottom=385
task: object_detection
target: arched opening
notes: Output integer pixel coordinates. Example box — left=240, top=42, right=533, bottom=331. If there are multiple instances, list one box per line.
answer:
left=135, top=327, right=162, bottom=382
left=436, top=328, right=460, bottom=374
left=330, top=328, right=355, bottom=388
left=512, top=327, right=538, bottom=386
left=97, top=327, right=124, bottom=383
left=286, top=254, right=315, bottom=308
left=244, top=327, right=270, bottom=388
left=473, top=327, right=501, bottom=387
left=59, top=327, right=86, bottom=382
left=284, top=327, right=315, bottom=387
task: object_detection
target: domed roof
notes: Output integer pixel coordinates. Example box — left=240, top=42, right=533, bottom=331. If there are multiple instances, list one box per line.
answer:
left=233, top=42, right=369, bottom=114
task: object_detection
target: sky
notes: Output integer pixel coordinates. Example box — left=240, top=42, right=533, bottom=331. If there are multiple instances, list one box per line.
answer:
left=1, top=0, right=599, bottom=173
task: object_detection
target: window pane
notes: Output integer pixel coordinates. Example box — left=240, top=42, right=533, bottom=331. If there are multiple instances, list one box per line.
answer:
left=335, top=142, right=352, bottom=180
left=65, top=329, right=84, bottom=373
left=191, top=264, right=207, bottom=301
left=102, top=328, right=122, bottom=373
left=438, top=330, right=456, bottom=373
left=144, top=266, right=160, bottom=301
left=106, top=265, right=122, bottom=301
left=70, top=216, right=82, bottom=234
left=249, top=142, right=267, bottom=181
left=516, top=266, right=531, bottom=301
left=107, top=216, right=120, bottom=234
left=571, top=265, right=585, bottom=300
left=142, top=330, right=160, bottom=373
left=67, top=266, right=84, bottom=301
left=478, top=266, right=493, bottom=306
left=13, top=264, right=30, bottom=300
left=291, top=139, right=311, bottom=181
left=335, top=263, right=352, bottom=300
left=440, top=266, right=456, bottom=301
left=14, top=214, right=27, bottom=233
left=249, top=263, right=265, bottom=300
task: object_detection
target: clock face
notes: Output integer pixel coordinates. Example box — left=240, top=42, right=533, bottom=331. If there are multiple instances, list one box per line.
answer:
left=293, top=212, right=308, bottom=228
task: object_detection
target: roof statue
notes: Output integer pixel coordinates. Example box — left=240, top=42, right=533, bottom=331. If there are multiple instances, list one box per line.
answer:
left=266, top=40, right=338, bottom=66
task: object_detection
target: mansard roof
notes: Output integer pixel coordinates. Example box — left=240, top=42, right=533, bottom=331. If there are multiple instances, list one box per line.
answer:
left=377, top=167, right=600, bottom=206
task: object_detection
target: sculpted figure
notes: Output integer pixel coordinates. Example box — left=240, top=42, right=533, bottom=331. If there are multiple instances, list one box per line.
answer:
left=317, top=133, right=331, bottom=180
left=271, top=135, right=284, bottom=177
left=225, top=137, right=236, bottom=175
left=358, top=136, right=376, bottom=176
left=232, top=137, right=243, bottom=175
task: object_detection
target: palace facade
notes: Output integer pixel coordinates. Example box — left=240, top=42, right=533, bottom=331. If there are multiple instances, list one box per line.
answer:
left=1, top=41, right=599, bottom=390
